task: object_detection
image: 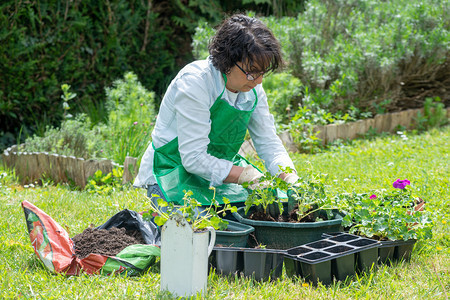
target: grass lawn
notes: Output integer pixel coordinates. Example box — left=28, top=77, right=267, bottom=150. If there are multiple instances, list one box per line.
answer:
left=0, top=127, right=448, bottom=299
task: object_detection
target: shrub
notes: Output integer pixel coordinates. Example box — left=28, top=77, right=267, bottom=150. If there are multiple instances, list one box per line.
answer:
left=19, top=71, right=156, bottom=166
left=103, top=72, right=156, bottom=165
left=415, top=97, right=448, bottom=131
left=288, top=0, right=450, bottom=115
left=21, top=114, right=106, bottom=160
left=0, top=0, right=195, bottom=150
left=263, top=72, right=303, bottom=124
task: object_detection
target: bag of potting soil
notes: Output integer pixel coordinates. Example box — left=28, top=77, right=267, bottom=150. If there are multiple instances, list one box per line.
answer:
left=21, top=200, right=161, bottom=276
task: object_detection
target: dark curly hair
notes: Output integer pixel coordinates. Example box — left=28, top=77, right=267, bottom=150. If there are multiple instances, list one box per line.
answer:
left=208, top=14, right=283, bottom=75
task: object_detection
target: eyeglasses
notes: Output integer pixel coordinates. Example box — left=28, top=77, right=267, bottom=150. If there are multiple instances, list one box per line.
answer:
left=234, top=62, right=265, bottom=81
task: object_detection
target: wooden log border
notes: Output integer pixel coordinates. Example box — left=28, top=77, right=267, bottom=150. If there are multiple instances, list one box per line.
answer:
left=1, top=108, right=449, bottom=187
left=1, top=147, right=137, bottom=188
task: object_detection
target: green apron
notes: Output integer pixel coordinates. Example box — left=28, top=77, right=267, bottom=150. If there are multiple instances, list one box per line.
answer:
left=152, top=74, right=259, bottom=205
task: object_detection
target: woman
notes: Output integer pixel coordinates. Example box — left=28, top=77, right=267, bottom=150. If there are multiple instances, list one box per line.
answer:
left=134, top=14, right=299, bottom=206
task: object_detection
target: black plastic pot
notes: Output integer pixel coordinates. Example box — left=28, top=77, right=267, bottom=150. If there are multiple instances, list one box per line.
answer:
left=215, top=220, right=255, bottom=247
left=233, top=203, right=344, bottom=249
left=243, top=248, right=284, bottom=281
left=378, top=243, right=395, bottom=265
left=394, top=239, right=416, bottom=261
left=285, top=233, right=380, bottom=285
left=348, top=238, right=379, bottom=272
left=379, top=239, right=417, bottom=264
left=211, top=247, right=244, bottom=276
left=210, top=246, right=284, bottom=281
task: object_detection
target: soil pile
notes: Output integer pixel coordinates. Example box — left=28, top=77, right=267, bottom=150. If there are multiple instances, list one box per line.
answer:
left=72, top=227, right=145, bottom=259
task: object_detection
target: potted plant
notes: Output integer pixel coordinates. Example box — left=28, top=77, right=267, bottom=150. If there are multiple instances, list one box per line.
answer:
left=339, top=179, right=432, bottom=264
left=233, top=170, right=344, bottom=249
left=145, top=189, right=236, bottom=298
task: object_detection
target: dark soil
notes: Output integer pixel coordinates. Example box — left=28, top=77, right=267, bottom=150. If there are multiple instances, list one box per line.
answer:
left=248, top=204, right=327, bottom=223
left=72, top=227, right=145, bottom=259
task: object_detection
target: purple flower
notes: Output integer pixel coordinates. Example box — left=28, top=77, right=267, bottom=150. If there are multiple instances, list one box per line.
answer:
left=133, top=121, right=138, bottom=125
left=393, top=179, right=410, bottom=189
left=370, top=194, right=377, bottom=199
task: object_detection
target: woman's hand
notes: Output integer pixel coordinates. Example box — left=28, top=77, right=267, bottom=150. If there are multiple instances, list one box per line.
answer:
left=237, top=165, right=264, bottom=186
left=279, top=172, right=300, bottom=185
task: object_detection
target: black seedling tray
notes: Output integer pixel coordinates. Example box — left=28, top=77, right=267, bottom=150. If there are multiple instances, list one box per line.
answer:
left=378, top=239, right=416, bottom=265
left=285, top=233, right=380, bottom=285
left=210, top=246, right=284, bottom=281
left=323, top=233, right=416, bottom=266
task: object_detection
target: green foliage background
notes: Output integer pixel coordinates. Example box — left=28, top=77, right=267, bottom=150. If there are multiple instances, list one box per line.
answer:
left=0, top=0, right=178, bottom=147
left=193, top=0, right=449, bottom=124
left=0, top=0, right=307, bottom=150
left=1, top=0, right=447, bottom=156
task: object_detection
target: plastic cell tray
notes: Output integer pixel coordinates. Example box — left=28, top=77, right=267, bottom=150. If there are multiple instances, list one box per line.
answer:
left=284, top=233, right=380, bottom=285
left=210, top=246, right=284, bottom=281
left=378, top=239, right=417, bottom=265
left=324, top=233, right=417, bottom=265
left=323, top=233, right=417, bottom=265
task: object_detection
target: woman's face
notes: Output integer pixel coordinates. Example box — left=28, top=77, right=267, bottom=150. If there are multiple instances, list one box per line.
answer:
left=225, top=62, right=264, bottom=93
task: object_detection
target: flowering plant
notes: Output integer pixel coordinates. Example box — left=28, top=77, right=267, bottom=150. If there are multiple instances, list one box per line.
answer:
left=392, top=179, right=410, bottom=189
left=340, top=179, right=432, bottom=241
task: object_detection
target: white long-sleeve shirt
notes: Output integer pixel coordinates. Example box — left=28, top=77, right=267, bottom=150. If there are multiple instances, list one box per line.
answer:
left=133, top=57, right=296, bottom=188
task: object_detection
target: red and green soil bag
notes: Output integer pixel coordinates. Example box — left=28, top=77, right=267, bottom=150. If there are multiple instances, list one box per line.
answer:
left=22, top=200, right=161, bottom=276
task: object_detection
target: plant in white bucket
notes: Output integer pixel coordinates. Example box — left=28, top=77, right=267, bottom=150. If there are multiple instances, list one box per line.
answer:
left=146, top=189, right=237, bottom=298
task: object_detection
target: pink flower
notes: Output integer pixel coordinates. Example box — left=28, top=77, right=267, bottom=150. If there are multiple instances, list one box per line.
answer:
left=133, top=121, right=138, bottom=125
left=370, top=194, right=377, bottom=199
left=393, top=179, right=410, bottom=189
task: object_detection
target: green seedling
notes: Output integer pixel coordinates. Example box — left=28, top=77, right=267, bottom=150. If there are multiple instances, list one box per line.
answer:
left=145, top=187, right=237, bottom=231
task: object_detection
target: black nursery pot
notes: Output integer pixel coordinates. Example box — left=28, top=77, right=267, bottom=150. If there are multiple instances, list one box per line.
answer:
left=243, top=248, right=284, bottom=281
left=210, top=246, right=284, bottom=281
left=378, top=244, right=395, bottom=265
left=348, top=238, right=379, bottom=272
left=298, top=252, right=333, bottom=286
left=378, top=239, right=417, bottom=264
left=211, top=247, right=244, bottom=276
left=215, top=220, right=255, bottom=248
left=395, top=240, right=416, bottom=261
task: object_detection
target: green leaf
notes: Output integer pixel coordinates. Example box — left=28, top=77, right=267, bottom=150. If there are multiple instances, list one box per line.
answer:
left=157, top=197, right=168, bottom=207
left=154, top=216, right=166, bottom=227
